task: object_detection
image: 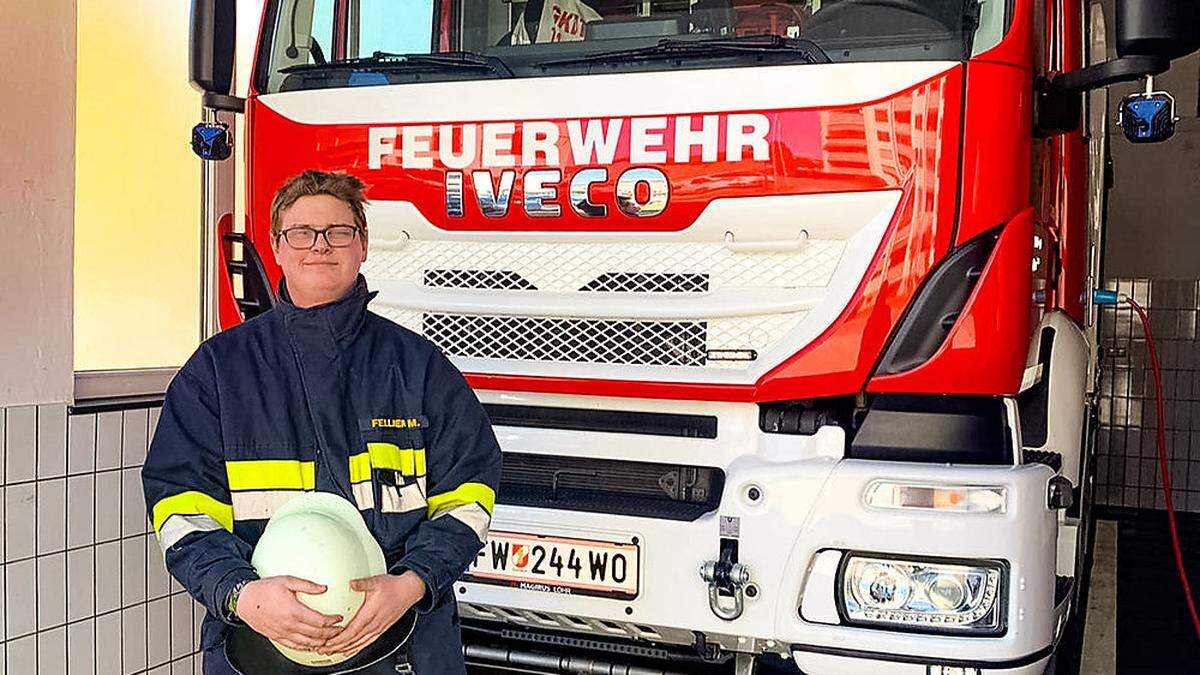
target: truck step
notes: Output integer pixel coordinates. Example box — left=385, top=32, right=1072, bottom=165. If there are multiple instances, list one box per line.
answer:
left=1022, top=449, right=1063, bottom=473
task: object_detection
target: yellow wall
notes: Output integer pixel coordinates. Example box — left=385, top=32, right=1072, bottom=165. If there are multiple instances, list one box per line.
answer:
left=74, top=0, right=201, bottom=370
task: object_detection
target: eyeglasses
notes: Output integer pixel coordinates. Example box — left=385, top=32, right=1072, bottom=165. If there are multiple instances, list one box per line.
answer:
left=276, top=225, right=363, bottom=250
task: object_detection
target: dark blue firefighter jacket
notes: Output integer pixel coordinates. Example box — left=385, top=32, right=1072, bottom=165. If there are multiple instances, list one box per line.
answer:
left=141, top=276, right=502, bottom=674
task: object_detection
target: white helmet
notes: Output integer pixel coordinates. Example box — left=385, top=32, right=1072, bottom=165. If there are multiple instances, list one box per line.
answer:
left=250, top=491, right=386, bottom=667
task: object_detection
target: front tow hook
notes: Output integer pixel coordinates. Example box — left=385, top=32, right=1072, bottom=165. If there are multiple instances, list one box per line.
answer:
left=699, top=559, right=751, bottom=621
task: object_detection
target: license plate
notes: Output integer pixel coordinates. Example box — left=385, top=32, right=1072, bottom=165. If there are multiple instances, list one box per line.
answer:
left=465, top=531, right=640, bottom=599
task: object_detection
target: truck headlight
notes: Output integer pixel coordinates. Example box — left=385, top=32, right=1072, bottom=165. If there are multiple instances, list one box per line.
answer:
left=839, top=554, right=1006, bottom=635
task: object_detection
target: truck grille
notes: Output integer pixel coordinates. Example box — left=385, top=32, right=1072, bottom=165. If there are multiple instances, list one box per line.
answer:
left=364, top=237, right=843, bottom=372
left=423, top=314, right=708, bottom=367
left=498, top=453, right=724, bottom=521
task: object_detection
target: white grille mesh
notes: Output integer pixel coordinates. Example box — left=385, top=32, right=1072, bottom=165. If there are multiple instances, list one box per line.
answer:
left=364, top=240, right=845, bottom=292
left=424, top=314, right=708, bottom=366
left=362, top=239, right=839, bottom=371
left=373, top=309, right=807, bottom=370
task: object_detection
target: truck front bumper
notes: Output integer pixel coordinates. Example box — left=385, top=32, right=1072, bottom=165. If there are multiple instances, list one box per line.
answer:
left=460, top=393, right=1061, bottom=673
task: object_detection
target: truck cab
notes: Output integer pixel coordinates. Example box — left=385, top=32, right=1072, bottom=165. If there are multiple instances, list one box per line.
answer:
left=189, top=1, right=1199, bottom=672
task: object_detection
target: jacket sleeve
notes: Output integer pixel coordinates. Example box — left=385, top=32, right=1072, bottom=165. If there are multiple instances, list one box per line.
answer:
left=392, top=349, right=503, bottom=612
left=142, top=347, right=258, bottom=623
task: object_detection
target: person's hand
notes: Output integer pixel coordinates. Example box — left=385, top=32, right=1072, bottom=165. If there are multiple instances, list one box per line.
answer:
left=235, top=576, right=344, bottom=652
left=317, top=571, right=426, bottom=656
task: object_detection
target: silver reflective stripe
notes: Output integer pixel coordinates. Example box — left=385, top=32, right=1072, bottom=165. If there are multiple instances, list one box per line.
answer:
left=381, top=476, right=426, bottom=514
left=434, top=501, right=492, bottom=542
left=157, top=513, right=225, bottom=552
left=352, top=481, right=375, bottom=510
left=230, top=491, right=304, bottom=521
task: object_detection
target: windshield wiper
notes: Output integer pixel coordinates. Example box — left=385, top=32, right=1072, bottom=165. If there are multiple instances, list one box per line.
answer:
left=539, top=35, right=830, bottom=68
left=281, top=50, right=513, bottom=78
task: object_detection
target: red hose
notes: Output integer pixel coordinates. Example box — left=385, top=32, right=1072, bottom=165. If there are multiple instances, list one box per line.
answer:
left=1125, top=296, right=1200, bottom=641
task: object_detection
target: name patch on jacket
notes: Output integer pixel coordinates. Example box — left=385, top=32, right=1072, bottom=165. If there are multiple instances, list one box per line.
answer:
left=371, top=417, right=423, bottom=429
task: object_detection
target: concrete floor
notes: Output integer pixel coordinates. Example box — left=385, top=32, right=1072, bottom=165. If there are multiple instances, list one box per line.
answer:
left=1080, top=520, right=1118, bottom=675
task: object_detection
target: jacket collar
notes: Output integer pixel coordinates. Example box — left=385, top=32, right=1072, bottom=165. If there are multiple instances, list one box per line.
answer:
left=276, top=274, right=377, bottom=344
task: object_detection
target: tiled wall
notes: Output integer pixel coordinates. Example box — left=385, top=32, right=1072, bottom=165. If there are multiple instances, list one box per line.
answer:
left=1, top=402, right=204, bottom=674
left=1096, top=278, right=1200, bottom=513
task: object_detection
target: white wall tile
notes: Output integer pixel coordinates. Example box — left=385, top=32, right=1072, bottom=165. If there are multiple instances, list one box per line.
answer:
left=95, top=472, right=121, bottom=543
left=66, top=474, right=95, bottom=549
left=5, top=558, right=36, bottom=639
left=192, top=600, right=205, bottom=650
left=36, top=625, right=66, bottom=675
left=0, top=408, right=6, bottom=486
left=171, top=656, right=194, bottom=675
left=67, top=413, right=97, bottom=475
left=95, top=412, right=122, bottom=472
left=67, top=548, right=95, bottom=622
left=122, top=409, right=149, bottom=469
left=146, top=534, right=172, bottom=600
left=37, top=403, right=67, bottom=479
left=37, top=478, right=67, bottom=555
left=121, top=604, right=147, bottom=674
left=121, top=468, right=148, bottom=537
left=170, top=592, right=194, bottom=660
left=148, top=408, right=162, bottom=439
left=5, top=406, right=37, bottom=484
left=95, top=612, right=122, bottom=675
left=148, top=597, right=171, bottom=668
left=95, top=542, right=121, bottom=614
left=6, top=634, right=36, bottom=674
left=36, top=552, right=66, bottom=629
left=4, top=483, right=35, bottom=562
left=121, top=537, right=146, bottom=608
left=67, top=618, right=96, bottom=675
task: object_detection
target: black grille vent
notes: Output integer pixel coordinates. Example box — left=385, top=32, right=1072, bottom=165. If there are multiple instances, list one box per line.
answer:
left=424, top=269, right=537, bottom=290
left=580, top=272, right=710, bottom=294
left=499, top=453, right=724, bottom=521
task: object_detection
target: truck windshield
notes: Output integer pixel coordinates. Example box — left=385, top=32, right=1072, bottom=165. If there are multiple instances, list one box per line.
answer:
left=258, top=0, right=1009, bottom=94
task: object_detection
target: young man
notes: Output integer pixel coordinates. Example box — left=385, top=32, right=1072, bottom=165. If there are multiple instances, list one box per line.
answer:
left=142, top=170, right=502, bottom=674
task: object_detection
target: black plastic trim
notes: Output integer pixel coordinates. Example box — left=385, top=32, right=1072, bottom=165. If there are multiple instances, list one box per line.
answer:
left=875, top=228, right=1000, bottom=376
left=789, top=642, right=1054, bottom=669
left=70, top=395, right=165, bottom=416
left=223, top=232, right=277, bottom=320
left=849, top=394, right=1013, bottom=464
left=202, top=92, right=246, bottom=112
left=253, top=0, right=282, bottom=96
left=498, top=452, right=724, bottom=521
left=482, top=404, right=717, bottom=439
left=1017, top=327, right=1055, bottom=448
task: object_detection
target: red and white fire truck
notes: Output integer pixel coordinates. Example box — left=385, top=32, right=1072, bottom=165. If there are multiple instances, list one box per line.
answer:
left=189, top=1, right=1197, bottom=672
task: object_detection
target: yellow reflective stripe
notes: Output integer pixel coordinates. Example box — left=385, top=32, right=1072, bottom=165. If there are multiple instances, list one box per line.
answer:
left=427, top=482, right=496, bottom=518
left=366, top=443, right=426, bottom=477
left=225, top=460, right=315, bottom=491
left=349, top=452, right=372, bottom=483
left=151, top=491, right=233, bottom=535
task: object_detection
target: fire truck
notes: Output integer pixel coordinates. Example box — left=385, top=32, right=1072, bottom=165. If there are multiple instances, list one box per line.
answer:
left=188, top=1, right=1197, bottom=672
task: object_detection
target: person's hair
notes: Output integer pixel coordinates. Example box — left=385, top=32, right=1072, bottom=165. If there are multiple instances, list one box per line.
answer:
left=270, top=170, right=369, bottom=236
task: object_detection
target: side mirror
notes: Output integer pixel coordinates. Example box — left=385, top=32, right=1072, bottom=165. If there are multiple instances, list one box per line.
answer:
left=190, top=0, right=243, bottom=112
left=1117, top=0, right=1200, bottom=61
left=1037, top=0, right=1198, bottom=136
